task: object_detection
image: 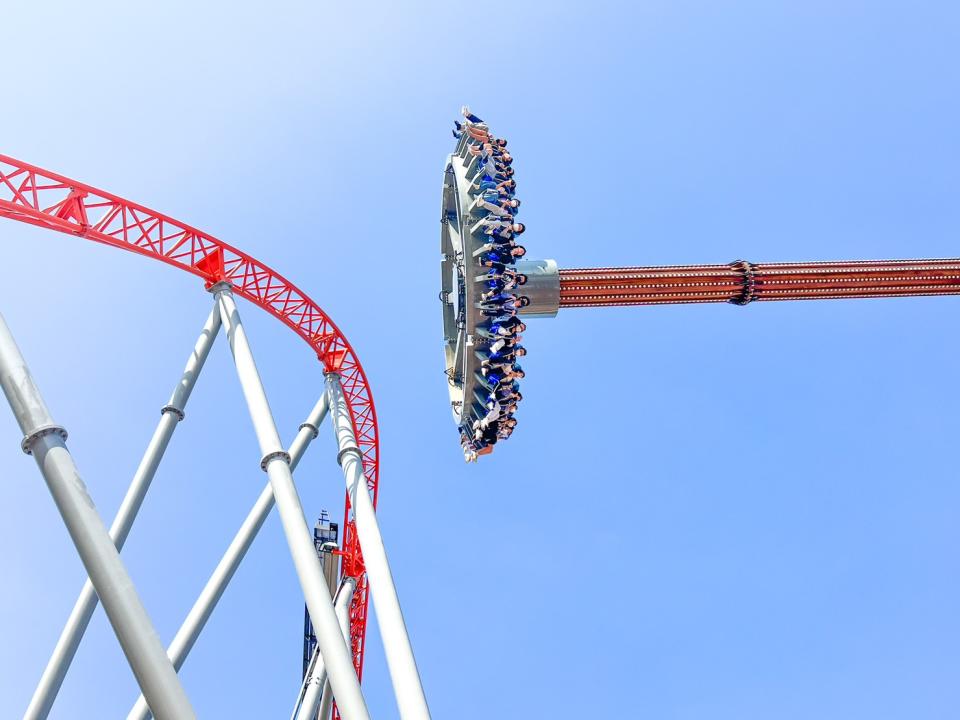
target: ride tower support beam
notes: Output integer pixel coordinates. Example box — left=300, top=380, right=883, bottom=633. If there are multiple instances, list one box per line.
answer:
left=0, top=312, right=196, bottom=720
left=295, top=576, right=358, bottom=720
left=213, top=286, right=371, bottom=720
left=26, top=305, right=221, bottom=720
left=327, top=373, right=432, bottom=720
left=128, top=392, right=331, bottom=720
left=557, top=258, right=960, bottom=307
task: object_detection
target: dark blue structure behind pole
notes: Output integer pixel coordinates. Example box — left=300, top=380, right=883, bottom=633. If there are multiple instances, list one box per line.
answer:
left=302, top=512, right=339, bottom=679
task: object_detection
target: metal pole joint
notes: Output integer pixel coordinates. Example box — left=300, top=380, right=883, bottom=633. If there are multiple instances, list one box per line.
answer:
left=159, top=404, right=185, bottom=421
left=260, top=449, right=292, bottom=471
left=298, top=421, right=319, bottom=439
left=21, top=424, right=68, bottom=454
left=207, top=280, right=232, bottom=294
left=729, top=259, right=757, bottom=306
left=337, top=445, right=362, bottom=467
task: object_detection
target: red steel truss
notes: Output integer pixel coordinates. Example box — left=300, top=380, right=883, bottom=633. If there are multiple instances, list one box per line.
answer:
left=559, top=259, right=960, bottom=307
left=0, top=154, right=377, bottom=683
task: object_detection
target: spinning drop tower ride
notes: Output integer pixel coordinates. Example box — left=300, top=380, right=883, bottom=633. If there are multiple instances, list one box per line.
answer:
left=441, top=115, right=960, bottom=458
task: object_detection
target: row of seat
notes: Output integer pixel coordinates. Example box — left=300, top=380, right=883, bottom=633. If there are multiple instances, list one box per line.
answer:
left=452, top=108, right=528, bottom=463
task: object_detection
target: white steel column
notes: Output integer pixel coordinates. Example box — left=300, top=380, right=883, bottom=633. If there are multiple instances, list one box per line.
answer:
left=0, top=312, right=196, bottom=720
left=296, top=576, right=357, bottom=720
left=294, top=637, right=326, bottom=720
left=326, top=373, right=432, bottom=720
left=26, top=305, right=220, bottom=720
left=128, top=392, right=330, bottom=720
left=316, top=576, right=359, bottom=720
left=214, top=285, right=370, bottom=720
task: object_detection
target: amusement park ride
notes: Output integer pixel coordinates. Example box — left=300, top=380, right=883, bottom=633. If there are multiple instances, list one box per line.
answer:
left=0, top=154, right=429, bottom=720
left=441, top=114, right=960, bottom=459
left=0, top=105, right=955, bottom=719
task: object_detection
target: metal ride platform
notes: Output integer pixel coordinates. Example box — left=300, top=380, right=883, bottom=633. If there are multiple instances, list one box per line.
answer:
left=440, top=124, right=558, bottom=458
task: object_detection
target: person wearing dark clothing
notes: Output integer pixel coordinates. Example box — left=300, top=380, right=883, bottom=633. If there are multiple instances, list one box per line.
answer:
left=487, top=317, right=525, bottom=336
left=485, top=345, right=526, bottom=365
left=480, top=296, right=529, bottom=317
left=479, top=364, right=524, bottom=386
left=488, top=384, right=521, bottom=405
left=480, top=355, right=513, bottom=373
left=481, top=259, right=508, bottom=274
left=480, top=291, right=521, bottom=306
left=482, top=249, right=513, bottom=266
left=481, top=245, right=525, bottom=265
left=481, top=268, right=526, bottom=289
left=472, top=177, right=516, bottom=195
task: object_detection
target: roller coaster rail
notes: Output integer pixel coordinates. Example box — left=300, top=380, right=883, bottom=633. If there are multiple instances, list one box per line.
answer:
left=0, top=154, right=431, bottom=720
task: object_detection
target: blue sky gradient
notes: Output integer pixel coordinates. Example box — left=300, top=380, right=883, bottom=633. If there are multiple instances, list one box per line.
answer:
left=2, top=1, right=959, bottom=717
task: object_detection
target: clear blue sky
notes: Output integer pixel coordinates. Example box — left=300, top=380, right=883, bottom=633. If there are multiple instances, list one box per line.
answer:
left=2, top=1, right=959, bottom=718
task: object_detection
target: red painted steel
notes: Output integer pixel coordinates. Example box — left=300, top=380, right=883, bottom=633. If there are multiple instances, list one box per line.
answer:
left=0, top=154, right=377, bottom=683
left=559, top=259, right=960, bottom=307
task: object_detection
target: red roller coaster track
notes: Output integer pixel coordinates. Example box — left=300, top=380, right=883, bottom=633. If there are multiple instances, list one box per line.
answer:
left=0, top=154, right=378, bottom=685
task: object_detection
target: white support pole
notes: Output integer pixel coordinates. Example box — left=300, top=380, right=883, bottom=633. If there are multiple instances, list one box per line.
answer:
left=326, top=373, right=432, bottom=720
left=26, top=305, right=221, bottom=720
left=213, top=285, right=370, bottom=720
left=0, top=312, right=196, bottom=720
left=127, top=391, right=330, bottom=720
left=316, top=577, right=358, bottom=720
left=294, top=636, right=325, bottom=720
left=296, top=577, right=357, bottom=720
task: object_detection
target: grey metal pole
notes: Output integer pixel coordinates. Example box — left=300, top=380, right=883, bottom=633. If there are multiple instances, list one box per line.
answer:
left=296, top=577, right=357, bottom=720
left=327, top=373, right=432, bottom=720
left=315, top=577, right=358, bottom=720
left=0, top=312, right=196, bottom=720
left=127, top=390, right=330, bottom=720
left=26, top=306, right=221, bottom=720
left=213, top=285, right=371, bottom=720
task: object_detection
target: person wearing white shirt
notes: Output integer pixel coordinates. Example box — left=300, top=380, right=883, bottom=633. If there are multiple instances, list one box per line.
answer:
left=471, top=195, right=521, bottom=218
left=489, top=335, right=523, bottom=354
